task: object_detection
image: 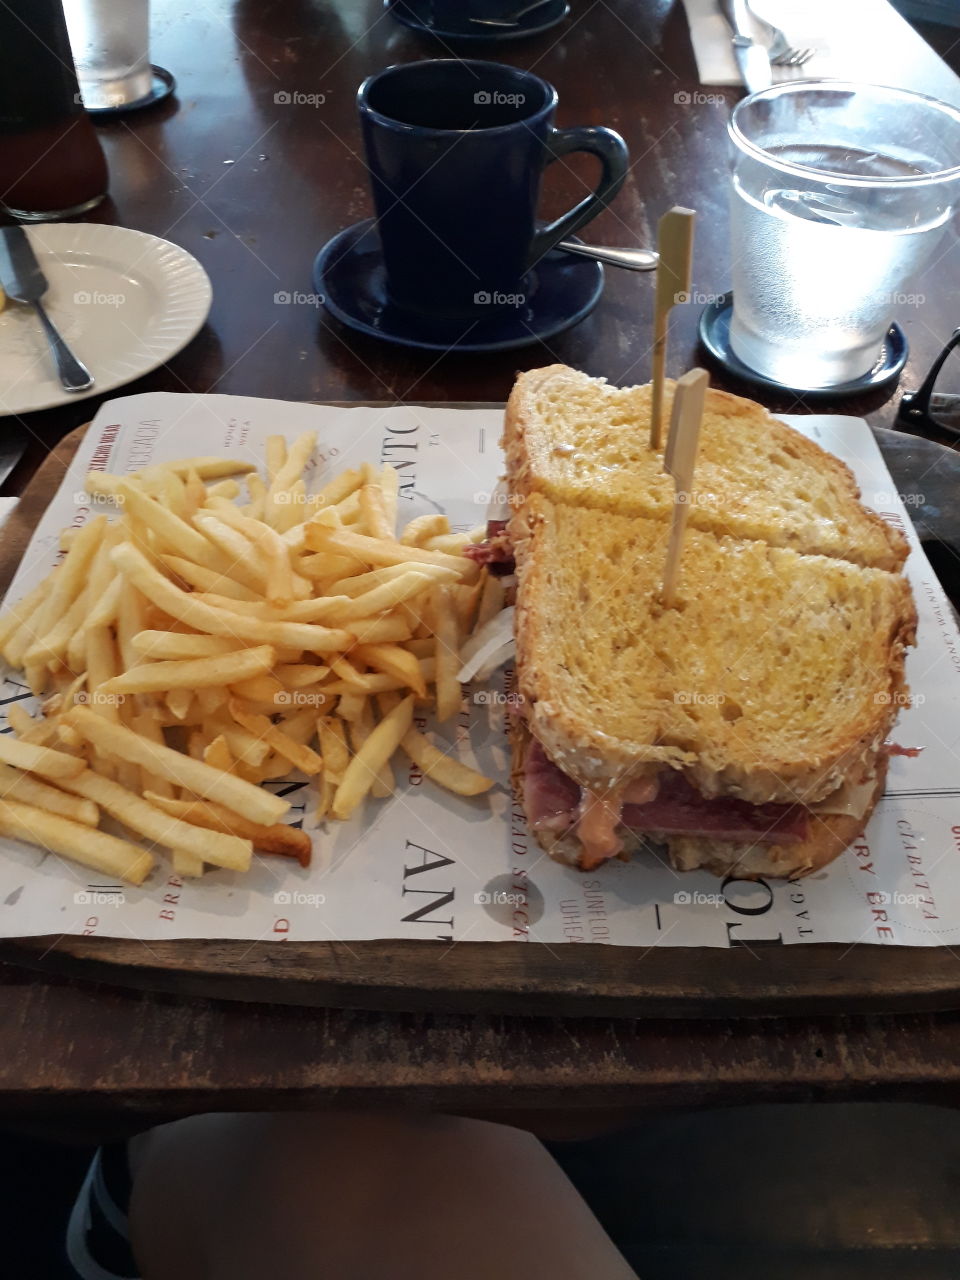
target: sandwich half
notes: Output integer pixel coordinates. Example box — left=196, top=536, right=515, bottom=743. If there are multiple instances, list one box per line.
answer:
left=503, top=365, right=908, bottom=571
left=496, top=369, right=917, bottom=880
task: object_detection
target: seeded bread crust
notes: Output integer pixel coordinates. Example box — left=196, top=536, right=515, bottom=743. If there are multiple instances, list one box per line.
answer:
left=503, top=365, right=908, bottom=571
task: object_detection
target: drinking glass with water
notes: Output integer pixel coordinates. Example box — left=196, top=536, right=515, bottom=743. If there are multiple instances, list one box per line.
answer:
left=728, top=82, right=960, bottom=391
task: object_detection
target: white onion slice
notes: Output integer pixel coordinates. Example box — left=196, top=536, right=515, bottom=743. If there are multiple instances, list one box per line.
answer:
left=472, top=639, right=516, bottom=683
left=457, top=606, right=515, bottom=683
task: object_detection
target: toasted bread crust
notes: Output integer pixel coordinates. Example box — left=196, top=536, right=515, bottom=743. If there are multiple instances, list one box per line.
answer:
left=503, top=365, right=908, bottom=571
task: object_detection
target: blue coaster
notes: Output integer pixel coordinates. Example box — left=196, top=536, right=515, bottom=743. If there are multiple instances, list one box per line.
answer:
left=698, top=292, right=909, bottom=401
left=385, top=0, right=570, bottom=42
left=313, top=217, right=604, bottom=353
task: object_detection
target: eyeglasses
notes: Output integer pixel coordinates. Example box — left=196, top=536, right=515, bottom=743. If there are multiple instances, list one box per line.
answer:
left=897, top=328, right=960, bottom=440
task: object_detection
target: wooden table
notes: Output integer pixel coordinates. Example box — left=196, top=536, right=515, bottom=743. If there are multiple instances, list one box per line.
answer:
left=3, top=0, right=960, bottom=1128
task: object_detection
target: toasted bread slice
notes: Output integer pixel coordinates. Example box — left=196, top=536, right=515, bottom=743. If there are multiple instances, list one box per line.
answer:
left=511, top=496, right=916, bottom=804
left=503, top=365, right=907, bottom=571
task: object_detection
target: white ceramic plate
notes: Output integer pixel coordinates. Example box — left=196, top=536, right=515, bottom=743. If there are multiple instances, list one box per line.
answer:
left=0, top=223, right=212, bottom=416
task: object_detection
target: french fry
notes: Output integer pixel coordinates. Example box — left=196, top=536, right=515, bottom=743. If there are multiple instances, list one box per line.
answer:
left=203, top=735, right=235, bottom=773
left=400, top=728, right=494, bottom=796
left=0, top=576, right=51, bottom=655
left=60, top=769, right=252, bottom=871
left=0, top=438, right=496, bottom=894
left=112, top=545, right=354, bottom=651
left=192, top=515, right=270, bottom=593
left=266, top=430, right=316, bottom=508
left=230, top=673, right=284, bottom=704
left=298, top=551, right=364, bottom=581
left=317, top=717, right=350, bottom=783
left=184, top=467, right=206, bottom=517
left=424, top=533, right=473, bottom=555
left=101, top=645, right=275, bottom=695
left=0, top=735, right=85, bottom=780
left=130, top=631, right=247, bottom=660
left=314, top=467, right=362, bottom=508
left=353, top=643, right=427, bottom=698
left=476, top=573, right=507, bottom=631
left=358, top=484, right=393, bottom=540
left=326, top=561, right=458, bottom=598
left=339, top=616, right=412, bottom=645
left=380, top=464, right=399, bottom=533
left=165, top=688, right=195, bottom=722
left=195, top=685, right=228, bottom=718
left=24, top=517, right=105, bottom=663
left=82, top=574, right=123, bottom=635
left=334, top=689, right=366, bottom=722
left=5, top=704, right=36, bottom=738
left=117, top=480, right=213, bottom=563
left=431, top=586, right=462, bottom=722
left=161, top=554, right=260, bottom=602
left=0, top=798, right=154, bottom=885
left=303, top=525, right=468, bottom=574
left=132, top=711, right=176, bottom=800
left=400, top=514, right=449, bottom=547
left=348, top=702, right=393, bottom=798
left=88, top=459, right=255, bottom=494
left=64, top=706, right=288, bottom=825
left=145, top=792, right=312, bottom=866
left=26, top=582, right=89, bottom=670
left=228, top=701, right=324, bottom=776
left=205, top=479, right=240, bottom=501
left=0, top=762, right=98, bottom=825
left=265, top=435, right=287, bottom=485
left=333, top=572, right=438, bottom=621
left=330, top=695, right=414, bottom=820
left=275, top=663, right=329, bottom=689
left=173, top=850, right=205, bottom=877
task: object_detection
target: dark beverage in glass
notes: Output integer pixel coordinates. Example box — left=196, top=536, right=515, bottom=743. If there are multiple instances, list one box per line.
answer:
left=0, top=0, right=108, bottom=220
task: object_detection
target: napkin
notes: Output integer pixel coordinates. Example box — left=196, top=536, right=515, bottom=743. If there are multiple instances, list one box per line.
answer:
left=0, top=497, right=18, bottom=533
left=681, top=0, right=960, bottom=104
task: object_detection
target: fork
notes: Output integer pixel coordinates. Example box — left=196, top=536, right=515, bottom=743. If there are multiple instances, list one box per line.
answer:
left=745, top=2, right=814, bottom=67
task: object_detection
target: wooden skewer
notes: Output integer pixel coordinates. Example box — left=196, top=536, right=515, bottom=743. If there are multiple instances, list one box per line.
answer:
left=650, top=207, right=695, bottom=451
left=661, top=367, right=709, bottom=608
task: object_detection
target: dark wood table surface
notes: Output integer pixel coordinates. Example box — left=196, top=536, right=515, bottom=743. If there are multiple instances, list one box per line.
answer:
left=3, top=0, right=960, bottom=1128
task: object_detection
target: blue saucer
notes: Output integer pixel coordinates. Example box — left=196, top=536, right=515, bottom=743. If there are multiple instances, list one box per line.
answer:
left=313, top=218, right=604, bottom=353
left=385, top=0, right=570, bottom=42
left=698, top=292, right=908, bottom=400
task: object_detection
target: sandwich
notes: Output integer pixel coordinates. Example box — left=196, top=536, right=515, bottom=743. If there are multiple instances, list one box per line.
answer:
left=487, top=366, right=917, bottom=880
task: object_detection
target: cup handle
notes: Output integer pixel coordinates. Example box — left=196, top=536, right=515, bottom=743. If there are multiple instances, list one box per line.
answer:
left=527, top=126, right=629, bottom=267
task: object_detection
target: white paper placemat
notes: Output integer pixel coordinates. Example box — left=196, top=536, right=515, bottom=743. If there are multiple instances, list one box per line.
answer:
left=0, top=393, right=957, bottom=949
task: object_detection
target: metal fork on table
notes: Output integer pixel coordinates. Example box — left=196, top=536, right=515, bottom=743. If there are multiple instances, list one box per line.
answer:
left=745, top=1, right=814, bottom=67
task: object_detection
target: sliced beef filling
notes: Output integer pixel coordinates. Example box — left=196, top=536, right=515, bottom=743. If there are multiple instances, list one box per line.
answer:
left=523, top=738, right=809, bottom=867
left=464, top=520, right=516, bottom=575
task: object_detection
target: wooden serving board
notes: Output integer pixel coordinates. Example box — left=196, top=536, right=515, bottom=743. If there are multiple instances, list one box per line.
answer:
left=3, top=415, right=960, bottom=1020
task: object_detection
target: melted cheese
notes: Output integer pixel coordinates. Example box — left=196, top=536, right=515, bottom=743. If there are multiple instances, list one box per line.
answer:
left=810, top=773, right=877, bottom=820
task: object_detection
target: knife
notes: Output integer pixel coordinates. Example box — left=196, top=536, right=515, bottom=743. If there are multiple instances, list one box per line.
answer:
left=719, top=0, right=772, bottom=95
left=0, top=226, right=94, bottom=393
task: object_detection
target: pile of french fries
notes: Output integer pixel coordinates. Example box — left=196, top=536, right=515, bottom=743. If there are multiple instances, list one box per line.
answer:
left=0, top=433, right=504, bottom=886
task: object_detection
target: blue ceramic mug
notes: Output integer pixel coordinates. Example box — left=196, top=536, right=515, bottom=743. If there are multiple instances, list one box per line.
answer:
left=357, top=59, right=629, bottom=320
